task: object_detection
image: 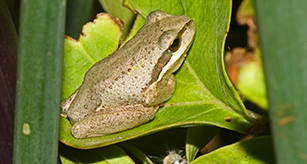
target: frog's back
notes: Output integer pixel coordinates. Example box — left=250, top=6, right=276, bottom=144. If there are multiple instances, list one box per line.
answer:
left=68, top=37, right=161, bottom=122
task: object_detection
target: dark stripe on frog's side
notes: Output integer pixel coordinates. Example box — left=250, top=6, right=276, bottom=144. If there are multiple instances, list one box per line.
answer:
left=149, top=52, right=172, bottom=85
left=148, top=22, right=190, bottom=85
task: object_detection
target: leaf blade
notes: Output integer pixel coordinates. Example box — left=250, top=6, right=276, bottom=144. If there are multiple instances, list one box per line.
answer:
left=13, top=0, right=66, bottom=163
left=255, top=0, right=307, bottom=163
left=190, top=136, right=275, bottom=164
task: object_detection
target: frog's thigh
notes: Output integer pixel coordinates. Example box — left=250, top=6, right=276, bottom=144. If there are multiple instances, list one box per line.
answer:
left=143, top=74, right=176, bottom=106
left=71, top=104, right=158, bottom=138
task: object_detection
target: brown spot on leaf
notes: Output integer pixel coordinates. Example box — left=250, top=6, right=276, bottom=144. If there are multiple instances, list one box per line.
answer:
left=278, top=116, right=297, bottom=126
left=225, top=117, right=231, bottom=122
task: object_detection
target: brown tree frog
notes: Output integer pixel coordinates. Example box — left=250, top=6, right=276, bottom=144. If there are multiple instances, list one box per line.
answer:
left=60, top=10, right=195, bottom=138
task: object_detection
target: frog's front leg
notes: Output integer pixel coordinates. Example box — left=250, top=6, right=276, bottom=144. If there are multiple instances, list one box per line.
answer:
left=70, top=104, right=159, bottom=138
left=143, top=74, right=176, bottom=106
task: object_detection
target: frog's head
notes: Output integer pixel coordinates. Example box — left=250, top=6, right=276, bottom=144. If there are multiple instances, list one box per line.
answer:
left=140, top=10, right=195, bottom=106
left=145, top=10, right=195, bottom=82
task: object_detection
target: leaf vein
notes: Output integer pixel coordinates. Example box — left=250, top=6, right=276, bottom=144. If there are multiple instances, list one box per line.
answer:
left=78, top=41, right=96, bottom=64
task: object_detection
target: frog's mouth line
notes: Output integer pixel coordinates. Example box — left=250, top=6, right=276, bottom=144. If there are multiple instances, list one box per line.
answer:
left=157, top=20, right=195, bottom=82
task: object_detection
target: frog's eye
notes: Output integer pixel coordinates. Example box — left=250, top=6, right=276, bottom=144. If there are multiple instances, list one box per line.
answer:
left=169, top=37, right=181, bottom=52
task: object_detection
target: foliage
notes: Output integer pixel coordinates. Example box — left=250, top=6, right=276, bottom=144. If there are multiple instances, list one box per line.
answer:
left=7, top=0, right=279, bottom=163
left=12, top=0, right=66, bottom=163
left=58, top=0, right=271, bottom=163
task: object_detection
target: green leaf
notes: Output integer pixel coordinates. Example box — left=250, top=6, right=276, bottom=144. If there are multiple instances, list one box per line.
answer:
left=255, top=0, right=307, bottom=163
left=186, top=126, right=219, bottom=162
left=119, top=143, right=153, bottom=164
left=13, top=0, right=66, bottom=163
left=190, top=136, right=275, bottom=164
left=234, top=0, right=268, bottom=109
left=99, top=0, right=135, bottom=41
left=59, top=143, right=135, bottom=164
left=237, top=0, right=255, bottom=20
left=236, top=49, right=268, bottom=109
left=59, top=0, right=265, bottom=149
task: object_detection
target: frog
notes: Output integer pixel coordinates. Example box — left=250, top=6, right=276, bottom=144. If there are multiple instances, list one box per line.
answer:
left=60, top=10, right=195, bottom=138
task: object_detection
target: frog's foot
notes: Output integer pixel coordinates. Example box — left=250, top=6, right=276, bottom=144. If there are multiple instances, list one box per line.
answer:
left=70, top=104, right=158, bottom=138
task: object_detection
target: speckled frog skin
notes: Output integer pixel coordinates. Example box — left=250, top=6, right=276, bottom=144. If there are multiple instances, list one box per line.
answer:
left=60, top=10, right=195, bottom=138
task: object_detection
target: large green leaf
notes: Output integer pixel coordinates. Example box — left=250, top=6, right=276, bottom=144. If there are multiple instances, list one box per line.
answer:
left=191, top=136, right=275, bottom=164
left=59, top=0, right=265, bottom=149
left=255, top=0, right=307, bottom=163
left=13, top=0, right=66, bottom=163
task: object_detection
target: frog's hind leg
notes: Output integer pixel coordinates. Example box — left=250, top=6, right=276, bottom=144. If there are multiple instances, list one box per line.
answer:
left=70, top=104, right=158, bottom=138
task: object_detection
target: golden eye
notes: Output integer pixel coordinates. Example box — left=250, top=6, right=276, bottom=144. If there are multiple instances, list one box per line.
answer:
left=169, top=37, right=180, bottom=52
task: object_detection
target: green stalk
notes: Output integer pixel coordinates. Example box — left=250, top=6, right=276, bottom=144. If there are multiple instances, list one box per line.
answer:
left=13, top=0, right=66, bottom=163
left=255, top=1, right=307, bottom=163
